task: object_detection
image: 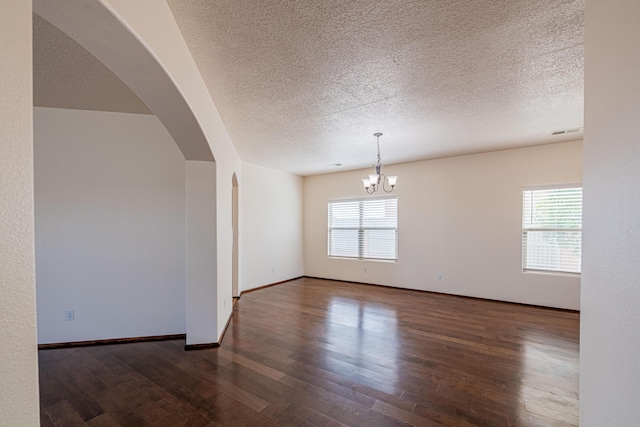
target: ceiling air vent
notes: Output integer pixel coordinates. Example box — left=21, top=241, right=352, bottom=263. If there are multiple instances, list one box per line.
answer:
left=551, top=130, right=566, bottom=135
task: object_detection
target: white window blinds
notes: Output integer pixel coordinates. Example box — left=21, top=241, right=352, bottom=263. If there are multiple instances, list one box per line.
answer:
left=328, top=197, right=398, bottom=261
left=522, top=186, right=582, bottom=274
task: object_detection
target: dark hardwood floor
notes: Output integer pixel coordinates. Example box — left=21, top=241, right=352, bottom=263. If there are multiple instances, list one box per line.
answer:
left=39, top=277, right=579, bottom=426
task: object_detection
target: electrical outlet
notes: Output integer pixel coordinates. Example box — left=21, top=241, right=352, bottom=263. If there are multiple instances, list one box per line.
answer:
left=65, top=310, right=74, bottom=321
left=364, top=267, right=368, bottom=273
left=271, top=267, right=275, bottom=273
left=437, top=274, right=443, bottom=281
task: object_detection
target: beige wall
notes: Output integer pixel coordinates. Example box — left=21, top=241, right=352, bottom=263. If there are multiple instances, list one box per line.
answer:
left=0, top=1, right=39, bottom=423
left=305, top=140, right=582, bottom=309
left=240, top=162, right=304, bottom=292
left=581, top=0, right=640, bottom=424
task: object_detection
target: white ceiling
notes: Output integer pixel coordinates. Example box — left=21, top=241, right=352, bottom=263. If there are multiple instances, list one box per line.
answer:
left=35, top=1, right=584, bottom=176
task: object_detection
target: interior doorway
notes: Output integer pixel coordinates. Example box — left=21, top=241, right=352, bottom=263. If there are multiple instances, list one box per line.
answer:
left=232, top=173, right=239, bottom=298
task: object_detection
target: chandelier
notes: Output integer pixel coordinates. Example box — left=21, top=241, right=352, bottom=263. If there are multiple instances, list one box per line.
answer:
left=362, top=133, right=397, bottom=194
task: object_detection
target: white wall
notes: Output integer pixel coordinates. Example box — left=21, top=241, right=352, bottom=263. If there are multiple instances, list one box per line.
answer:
left=305, top=141, right=582, bottom=309
left=581, top=0, right=640, bottom=424
left=240, top=162, right=304, bottom=291
left=35, top=107, right=186, bottom=344
left=88, top=0, right=243, bottom=341
left=0, top=2, right=40, bottom=424
left=103, top=0, right=243, bottom=342
left=185, top=161, right=217, bottom=345
left=35, top=0, right=242, bottom=344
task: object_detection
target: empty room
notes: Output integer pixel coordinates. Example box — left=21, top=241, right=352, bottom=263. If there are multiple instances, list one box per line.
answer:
left=1, top=0, right=639, bottom=426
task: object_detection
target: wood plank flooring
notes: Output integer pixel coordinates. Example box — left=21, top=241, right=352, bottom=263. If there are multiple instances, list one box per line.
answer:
left=39, top=277, right=580, bottom=426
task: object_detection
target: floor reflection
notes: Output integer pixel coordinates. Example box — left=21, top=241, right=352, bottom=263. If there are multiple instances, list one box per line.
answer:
left=323, top=296, right=400, bottom=393
left=38, top=278, right=581, bottom=426
left=516, top=329, right=580, bottom=425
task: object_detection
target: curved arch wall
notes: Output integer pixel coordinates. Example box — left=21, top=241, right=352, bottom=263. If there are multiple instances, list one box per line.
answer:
left=34, top=0, right=241, bottom=344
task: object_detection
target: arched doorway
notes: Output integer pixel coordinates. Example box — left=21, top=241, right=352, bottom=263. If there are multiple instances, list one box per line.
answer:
left=34, top=1, right=222, bottom=347
left=232, top=173, right=239, bottom=298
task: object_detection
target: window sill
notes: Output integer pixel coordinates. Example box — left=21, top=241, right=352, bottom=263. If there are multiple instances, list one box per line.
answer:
left=523, top=269, right=580, bottom=278
left=329, top=256, right=397, bottom=263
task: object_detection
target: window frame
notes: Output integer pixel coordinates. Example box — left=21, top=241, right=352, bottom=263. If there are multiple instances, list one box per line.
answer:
left=327, top=196, right=398, bottom=261
left=521, top=184, right=583, bottom=275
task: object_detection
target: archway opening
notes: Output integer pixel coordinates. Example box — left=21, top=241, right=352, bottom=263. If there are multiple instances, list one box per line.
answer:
left=232, top=173, right=239, bottom=298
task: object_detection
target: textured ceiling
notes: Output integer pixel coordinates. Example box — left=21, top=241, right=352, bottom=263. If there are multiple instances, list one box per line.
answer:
left=168, top=0, right=584, bottom=175
left=33, top=13, right=151, bottom=115
left=33, top=1, right=584, bottom=175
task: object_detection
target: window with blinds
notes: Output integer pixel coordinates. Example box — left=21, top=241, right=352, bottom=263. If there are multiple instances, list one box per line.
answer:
left=522, top=186, right=583, bottom=274
left=328, top=196, right=398, bottom=261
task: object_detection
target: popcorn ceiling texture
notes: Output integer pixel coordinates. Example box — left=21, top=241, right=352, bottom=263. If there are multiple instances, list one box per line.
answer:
left=167, top=0, right=584, bottom=175
left=33, top=1, right=584, bottom=175
left=33, top=13, right=151, bottom=114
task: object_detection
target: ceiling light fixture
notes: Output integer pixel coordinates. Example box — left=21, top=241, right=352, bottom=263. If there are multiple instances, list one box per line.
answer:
left=362, top=133, right=397, bottom=194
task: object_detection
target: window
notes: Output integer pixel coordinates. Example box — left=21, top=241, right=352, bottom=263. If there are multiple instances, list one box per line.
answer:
left=522, top=186, right=583, bottom=274
left=328, top=196, right=398, bottom=261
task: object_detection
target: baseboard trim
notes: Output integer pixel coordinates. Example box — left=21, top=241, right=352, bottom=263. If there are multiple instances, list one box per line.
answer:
left=37, top=276, right=575, bottom=352
left=303, top=275, right=580, bottom=313
left=184, top=342, right=219, bottom=351
left=219, top=307, right=234, bottom=342
left=184, top=300, right=237, bottom=351
left=240, top=276, right=304, bottom=296
left=38, top=333, right=186, bottom=350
